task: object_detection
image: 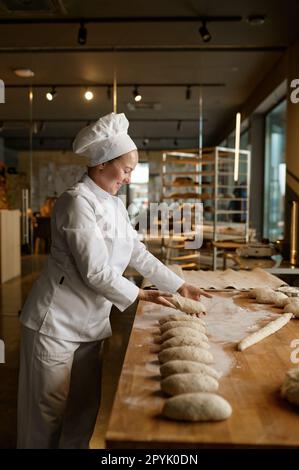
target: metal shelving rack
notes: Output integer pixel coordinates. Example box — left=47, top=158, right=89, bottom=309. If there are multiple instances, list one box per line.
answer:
left=161, top=147, right=251, bottom=270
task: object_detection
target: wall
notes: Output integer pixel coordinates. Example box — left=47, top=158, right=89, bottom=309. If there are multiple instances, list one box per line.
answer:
left=18, top=150, right=87, bottom=211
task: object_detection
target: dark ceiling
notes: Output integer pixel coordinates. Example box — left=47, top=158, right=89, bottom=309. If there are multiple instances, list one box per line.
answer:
left=0, top=0, right=298, bottom=151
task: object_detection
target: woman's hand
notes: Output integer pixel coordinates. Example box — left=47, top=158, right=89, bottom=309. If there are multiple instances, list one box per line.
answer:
left=138, top=289, right=175, bottom=308
left=177, top=282, right=212, bottom=301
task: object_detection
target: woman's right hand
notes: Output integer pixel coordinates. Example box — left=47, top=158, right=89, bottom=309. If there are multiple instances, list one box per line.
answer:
left=138, top=288, right=175, bottom=308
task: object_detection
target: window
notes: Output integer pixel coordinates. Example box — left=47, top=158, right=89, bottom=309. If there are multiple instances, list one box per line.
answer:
left=263, top=99, right=286, bottom=241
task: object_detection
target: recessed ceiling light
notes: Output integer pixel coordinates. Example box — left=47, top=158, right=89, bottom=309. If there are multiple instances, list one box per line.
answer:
left=13, top=68, right=35, bottom=78
left=247, top=15, right=266, bottom=26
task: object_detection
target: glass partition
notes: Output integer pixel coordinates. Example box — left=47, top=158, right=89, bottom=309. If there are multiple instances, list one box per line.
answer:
left=263, top=99, right=286, bottom=241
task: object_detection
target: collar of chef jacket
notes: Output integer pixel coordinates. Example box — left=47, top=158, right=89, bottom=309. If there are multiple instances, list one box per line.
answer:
left=80, top=172, right=111, bottom=201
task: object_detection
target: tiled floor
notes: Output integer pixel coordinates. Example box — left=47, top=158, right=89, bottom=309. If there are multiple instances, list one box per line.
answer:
left=0, top=256, right=140, bottom=449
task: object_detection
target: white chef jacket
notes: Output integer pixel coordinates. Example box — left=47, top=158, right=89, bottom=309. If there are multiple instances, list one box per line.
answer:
left=20, top=173, right=184, bottom=342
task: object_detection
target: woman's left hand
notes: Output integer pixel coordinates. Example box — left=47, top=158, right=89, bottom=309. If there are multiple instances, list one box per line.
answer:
left=177, top=282, right=212, bottom=301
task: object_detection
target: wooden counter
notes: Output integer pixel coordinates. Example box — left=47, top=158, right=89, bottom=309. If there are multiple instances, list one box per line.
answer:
left=106, top=288, right=299, bottom=449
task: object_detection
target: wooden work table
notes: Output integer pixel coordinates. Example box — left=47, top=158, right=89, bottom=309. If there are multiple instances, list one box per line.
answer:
left=106, top=277, right=299, bottom=449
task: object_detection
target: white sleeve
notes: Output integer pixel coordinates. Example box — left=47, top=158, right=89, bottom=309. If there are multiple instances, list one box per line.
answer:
left=59, top=194, right=139, bottom=311
left=128, top=227, right=185, bottom=293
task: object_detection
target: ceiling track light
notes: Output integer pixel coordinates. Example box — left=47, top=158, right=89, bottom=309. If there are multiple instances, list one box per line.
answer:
left=185, top=86, right=191, bottom=100
left=247, top=15, right=266, bottom=26
left=32, top=121, right=44, bottom=134
left=46, top=86, right=57, bottom=101
left=84, top=89, right=94, bottom=101
left=174, top=138, right=178, bottom=146
left=107, top=86, right=112, bottom=100
left=133, top=85, right=142, bottom=102
left=78, top=21, right=87, bottom=45
left=199, top=20, right=211, bottom=42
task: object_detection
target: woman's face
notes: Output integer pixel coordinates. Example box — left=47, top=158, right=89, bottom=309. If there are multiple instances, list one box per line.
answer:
left=89, top=150, right=139, bottom=195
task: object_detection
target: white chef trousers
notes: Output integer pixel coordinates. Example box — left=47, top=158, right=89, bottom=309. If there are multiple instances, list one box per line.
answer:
left=17, top=325, right=104, bottom=449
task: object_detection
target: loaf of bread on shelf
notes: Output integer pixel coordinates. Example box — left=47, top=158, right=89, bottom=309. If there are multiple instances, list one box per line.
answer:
left=169, top=192, right=209, bottom=200
left=172, top=176, right=195, bottom=186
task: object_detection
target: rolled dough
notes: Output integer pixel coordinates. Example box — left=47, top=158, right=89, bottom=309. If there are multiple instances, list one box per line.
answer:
left=160, top=360, right=221, bottom=379
left=169, top=294, right=206, bottom=316
left=161, top=373, right=219, bottom=396
left=161, top=336, right=210, bottom=350
left=158, top=346, right=214, bottom=364
left=281, top=367, right=299, bottom=407
left=283, top=299, right=299, bottom=318
left=237, top=313, right=293, bottom=351
left=160, top=327, right=208, bottom=343
left=162, top=393, right=232, bottom=421
left=160, top=320, right=206, bottom=334
left=159, top=314, right=206, bottom=326
left=251, top=287, right=288, bottom=307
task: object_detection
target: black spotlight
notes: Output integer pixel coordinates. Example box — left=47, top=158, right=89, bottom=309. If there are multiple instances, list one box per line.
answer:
left=199, top=21, right=211, bottom=42
left=133, top=85, right=142, bottom=102
left=185, top=86, right=191, bottom=100
left=107, top=86, right=112, bottom=100
left=78, top=21, right=87, bottom=45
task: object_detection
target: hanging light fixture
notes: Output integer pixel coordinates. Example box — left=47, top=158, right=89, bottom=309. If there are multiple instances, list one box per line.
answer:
left=84, top=89, right=94, bottom=101
left=46, top=86, right=57, bottom=101
left=133, top=85, right=142, bottom=102
left=199, top=21, right=211, bottom=42
left=107, top=86, right=112, bottom=100
left=78, top=21, right=87, bottom=45
left=234, top=112, right=241, bottom=182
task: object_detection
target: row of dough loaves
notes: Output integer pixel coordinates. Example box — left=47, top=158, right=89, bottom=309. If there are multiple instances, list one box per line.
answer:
left=157, top=312, right=232, bottom=422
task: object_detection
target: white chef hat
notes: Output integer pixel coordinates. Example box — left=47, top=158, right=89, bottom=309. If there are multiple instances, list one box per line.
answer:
left=72, top=112, right=137, bottom=167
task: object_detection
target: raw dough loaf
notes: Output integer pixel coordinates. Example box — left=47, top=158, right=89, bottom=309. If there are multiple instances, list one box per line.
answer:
left=161, top=336, right=209, bottom=350
left=251, top=287, right=288, bottom=307
left=161, top=373, right=219, bottom=396
left=160, top=327, right=208, bottom=343
left=169, top=294, right=206, bottom=316
left=237, top=313, right=293, bottom=351
left=160, top=360, right=221, bottom=379
left=159, top=314, right=205, bottom=325
left=283, top=299, right=299, bottom=318
left=158, top=346, right=213, bottom=364
left=160, top=320, right=206, bottom=334
left=281, top=368, right=299, bottom=407
left=162, top=393, right=232, bottom=421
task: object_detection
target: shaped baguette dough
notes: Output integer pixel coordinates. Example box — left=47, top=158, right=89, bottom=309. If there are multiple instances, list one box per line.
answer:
left=158, top=346, right=213, bottom=364
left=281, top=368, right=299, bottom=407
left=162, top=393, right=232, bottom=422
left=169, top=294, right=206, bottom=316
left=161, top=373, right=219, bottom=396
left=161, top=336, right=209, bottom=350
left=237, top=313, right=293, bottom=351
left=160, top=360, right=221, bottom=379
left=251, top=287, right=288, bottom=307
left=160, top=327, right=208, bottom=343
left=283, top=299, right=299, bottom=318
left=159, top=314, right=205, bottom=326
left=160, top=320, right=206, bottom=334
